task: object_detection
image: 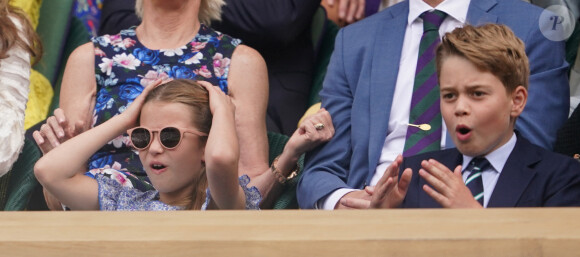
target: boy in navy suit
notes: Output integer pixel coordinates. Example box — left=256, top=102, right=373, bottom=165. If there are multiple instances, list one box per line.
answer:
left=342, top=24, right=580, bottom=209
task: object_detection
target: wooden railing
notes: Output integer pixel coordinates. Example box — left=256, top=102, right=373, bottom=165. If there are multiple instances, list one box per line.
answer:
left=0, top=208, right=579, bottom=256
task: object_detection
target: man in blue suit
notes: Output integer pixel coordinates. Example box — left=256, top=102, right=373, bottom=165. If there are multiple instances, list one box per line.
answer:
left=297, top=0, right=570, bottom=209
left=340, top=24, right=580, bottom=209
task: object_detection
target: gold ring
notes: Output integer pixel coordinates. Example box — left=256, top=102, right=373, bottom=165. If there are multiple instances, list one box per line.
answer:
left=314, top=123, right=324, bottom=130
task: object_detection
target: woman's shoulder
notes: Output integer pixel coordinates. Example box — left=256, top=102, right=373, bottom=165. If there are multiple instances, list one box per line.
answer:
left=231, top=44, right=263, bottom=63
left=66, top=42, right=96, bottom=73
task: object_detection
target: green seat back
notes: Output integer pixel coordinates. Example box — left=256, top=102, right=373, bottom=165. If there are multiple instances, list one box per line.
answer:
left=3, top=138, right=42, bottom=211
left=33, top=0, right=75, bottom=85
left=309, top=11, right=340, bottom=107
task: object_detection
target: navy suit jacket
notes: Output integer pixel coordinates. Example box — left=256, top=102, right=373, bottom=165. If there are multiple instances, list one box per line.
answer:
left=401, top=135, right=580, bottom=208
left=297, top=0, right=570, bottom=209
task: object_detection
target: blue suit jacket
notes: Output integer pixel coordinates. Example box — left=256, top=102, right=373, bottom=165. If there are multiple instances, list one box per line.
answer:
left=297, top=0, right=570, bottom=209
left=401, top=134, right=580, bottom=208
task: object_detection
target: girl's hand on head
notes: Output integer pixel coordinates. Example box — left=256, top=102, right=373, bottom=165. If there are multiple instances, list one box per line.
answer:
left=285, top=108, right=334, bottom=157
left=198, top=81, right=235, bottom=115
left=121, top=79, right=165, bottom=127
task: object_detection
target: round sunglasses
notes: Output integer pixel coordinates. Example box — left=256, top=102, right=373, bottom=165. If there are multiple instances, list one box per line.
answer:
left=126, top=126, right=208, bottom=150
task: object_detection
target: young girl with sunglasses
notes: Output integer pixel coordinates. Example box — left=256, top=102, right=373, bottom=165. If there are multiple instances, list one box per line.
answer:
left=35, top=79, right=260, bottom=210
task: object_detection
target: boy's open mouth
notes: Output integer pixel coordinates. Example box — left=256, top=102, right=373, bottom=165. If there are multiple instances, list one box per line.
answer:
left=456, top=125, right=471, bottom=135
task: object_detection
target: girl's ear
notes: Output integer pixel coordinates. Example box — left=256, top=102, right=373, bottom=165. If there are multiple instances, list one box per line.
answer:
left=510, top=85, right=527, bottom=118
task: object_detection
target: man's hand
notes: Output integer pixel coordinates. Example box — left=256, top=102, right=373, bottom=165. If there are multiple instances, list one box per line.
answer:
left=419, top=159, right=483, bottom=208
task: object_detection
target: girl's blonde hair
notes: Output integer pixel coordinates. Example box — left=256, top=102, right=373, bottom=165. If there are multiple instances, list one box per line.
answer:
left=144, top=79, right=212, bottom=210
left=0, top=0, right=42, bottom=64
left=135, top=0, right=225, bottom=25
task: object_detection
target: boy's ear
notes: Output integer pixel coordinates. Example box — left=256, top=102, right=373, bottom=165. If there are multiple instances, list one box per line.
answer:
left=510, top=85, right=527, bottom=117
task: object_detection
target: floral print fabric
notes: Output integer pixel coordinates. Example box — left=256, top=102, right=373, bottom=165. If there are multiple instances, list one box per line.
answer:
left=89, top=25, right=240, bottom=177
left=95, top=169, right=261, bottom=211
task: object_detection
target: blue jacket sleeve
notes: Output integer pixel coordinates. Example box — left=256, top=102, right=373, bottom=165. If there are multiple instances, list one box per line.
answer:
left=297, top=29, right=354, bottom=209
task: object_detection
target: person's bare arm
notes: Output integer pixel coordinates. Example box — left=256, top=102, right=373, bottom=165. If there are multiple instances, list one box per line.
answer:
left=258, top=108, right=335, bottom=208
left=34, top=79, right=160, bottom=210
left=200, top=82, right=245, bottom=210
left=59, top=42, right=97, bottom=135
left=32, top=42, right=97, bottom=210
left=32, top=42, right=96, bottom=153
left=228, top=45, right=269, bottom=179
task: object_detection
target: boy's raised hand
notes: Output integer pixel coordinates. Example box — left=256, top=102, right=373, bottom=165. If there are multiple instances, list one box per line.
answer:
left=419, top=160, right=483, bottom=208
left=340, top=154, right=412, bottom=209
left=369, top=154, right=412, bottom=208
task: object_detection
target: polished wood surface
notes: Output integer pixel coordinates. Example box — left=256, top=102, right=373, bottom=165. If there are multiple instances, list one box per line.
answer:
left=1, top=208, right=579, bottom=256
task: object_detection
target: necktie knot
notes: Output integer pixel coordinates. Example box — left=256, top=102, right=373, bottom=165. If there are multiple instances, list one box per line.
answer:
left=467, top=157, right=491, bottom=173
left=420, top=10, right=447, bottom=32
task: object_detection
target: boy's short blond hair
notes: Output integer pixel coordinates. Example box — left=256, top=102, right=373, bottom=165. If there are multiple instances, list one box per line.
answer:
left=135, top=0, right=225, bottom=25
left=436, top=24, right=529, bottom=92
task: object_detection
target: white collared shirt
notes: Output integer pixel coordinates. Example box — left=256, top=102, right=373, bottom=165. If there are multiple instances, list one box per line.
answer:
left=462, top=133, right=517, bottom=208
left=319, top=0, right=471, bottom=210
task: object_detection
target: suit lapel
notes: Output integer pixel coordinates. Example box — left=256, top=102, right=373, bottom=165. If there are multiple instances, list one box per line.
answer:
left=368, top=4, right=409, bottom=177
left=466, top=0, right=499, bottom=25
left=487, top=137, right=540, bottom=207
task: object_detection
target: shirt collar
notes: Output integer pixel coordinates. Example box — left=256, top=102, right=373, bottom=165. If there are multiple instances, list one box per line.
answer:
left=462, top=132, right=517, bottom=174
left=408, top=0, right=471, bottom=25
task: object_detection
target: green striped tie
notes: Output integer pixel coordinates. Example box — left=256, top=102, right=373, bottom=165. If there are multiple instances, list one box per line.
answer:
left=464, top=158, right=490, bottom=205
left=403, top=10, right=447, bottom=157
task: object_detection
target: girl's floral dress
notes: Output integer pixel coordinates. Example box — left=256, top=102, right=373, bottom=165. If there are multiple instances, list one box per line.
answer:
left=91, top=169, right=261, bottom=210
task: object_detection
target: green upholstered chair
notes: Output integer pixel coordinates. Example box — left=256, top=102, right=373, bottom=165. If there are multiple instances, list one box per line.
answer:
left=2, top=138, right=42, bottom=210
left=33, top=0, right=75, bottom=85
left=309, top=6, right=339, bottom=107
